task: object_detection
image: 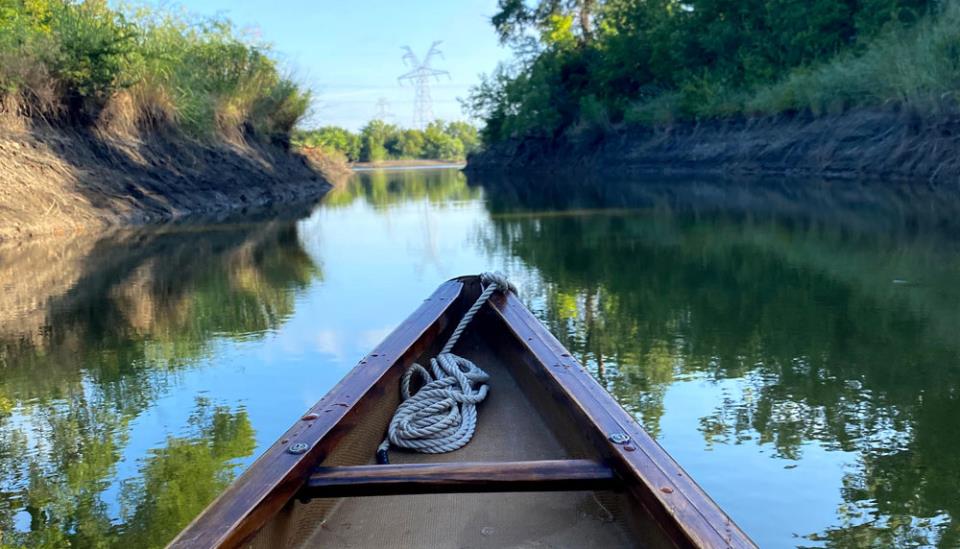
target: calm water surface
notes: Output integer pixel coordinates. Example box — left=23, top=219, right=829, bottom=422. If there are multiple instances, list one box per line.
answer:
left=1, top=168, right=958, bottom=547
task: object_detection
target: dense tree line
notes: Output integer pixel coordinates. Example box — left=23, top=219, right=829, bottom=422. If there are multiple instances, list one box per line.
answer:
left=293, top=120, right=480, bottom=162
left=466, top=0, right=949, bottom=144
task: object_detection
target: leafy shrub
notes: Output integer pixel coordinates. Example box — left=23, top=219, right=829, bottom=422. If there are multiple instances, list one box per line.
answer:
left=0, top=1, right=309, bottom=140
left=293, top=126, right=361, bottom=161
left=747, top=1, right=960, bottom=116
left=49, top=0, right=136, bottom=101
left=567, top=93, right=611, bottom=143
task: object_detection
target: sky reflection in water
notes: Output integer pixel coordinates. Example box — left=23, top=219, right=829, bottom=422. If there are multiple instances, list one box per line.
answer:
left=0, top=168, right=958, bottom=547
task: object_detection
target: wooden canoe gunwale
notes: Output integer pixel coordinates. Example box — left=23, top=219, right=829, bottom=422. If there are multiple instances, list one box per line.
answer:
left=480, top=290, right=755, bottom=549
left=168, top=279, right=468, bottom=549
left=170, top=275, right=755, bottom=549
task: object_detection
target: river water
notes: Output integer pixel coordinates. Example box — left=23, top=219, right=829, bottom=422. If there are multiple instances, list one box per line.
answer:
left=1, top=167, right=958, bottom=547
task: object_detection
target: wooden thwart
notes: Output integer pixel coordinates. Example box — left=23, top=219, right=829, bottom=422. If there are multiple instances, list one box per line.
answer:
left=300, top=459, right=618, bottom=498
left=171, top=276, right=756, bottom=549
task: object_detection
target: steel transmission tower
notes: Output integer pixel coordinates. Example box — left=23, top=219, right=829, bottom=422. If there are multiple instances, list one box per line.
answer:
left=374, top=97, right=394, bottom=120
left=398, top=41, right=450, bottom=129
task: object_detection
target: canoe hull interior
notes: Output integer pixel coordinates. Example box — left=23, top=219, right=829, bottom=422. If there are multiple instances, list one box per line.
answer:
left=170, top=276, right=754, bottom=549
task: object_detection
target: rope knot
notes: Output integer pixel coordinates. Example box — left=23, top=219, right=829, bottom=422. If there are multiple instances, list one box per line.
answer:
left=481, top=271, right=516, bottom=294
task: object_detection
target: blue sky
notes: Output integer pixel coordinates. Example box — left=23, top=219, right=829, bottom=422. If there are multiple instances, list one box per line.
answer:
left=176, top=0, right=508, bottom=130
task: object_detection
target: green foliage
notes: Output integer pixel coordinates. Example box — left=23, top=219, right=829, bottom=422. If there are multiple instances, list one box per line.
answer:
left=470, top=0, right=941, bottom=142
left=422, top=120, right=465, bottom=160
left=492, top=0, right=598, bottom=47
left=292, top=126, right=361, bottom=160
left=0, top=223, right=316, bottom=547
left=359, top=119, right=395, bottom=162
left=444, top=120, right=481, bottom=153
left=322, top=167, right=480, bottom=209
left=568, top=93, right=611, bottom=142
left=49, top=0, right=137, bottom=100
left=118, top=399, right=255, bottom=548
left=747, top=1, right=960, bottom=116
left=0, top=1, right=308, bottom=140
left=478, top=173, right=960, bottom=547
left=296, top=120, right=481, bottom=162
left=397, top=128, right=426, bottom=157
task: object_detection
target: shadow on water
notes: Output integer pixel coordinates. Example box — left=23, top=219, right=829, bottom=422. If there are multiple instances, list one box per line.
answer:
left=469, top=171, right=960, bottom=547
left=0, top=221, right=319, bottom=547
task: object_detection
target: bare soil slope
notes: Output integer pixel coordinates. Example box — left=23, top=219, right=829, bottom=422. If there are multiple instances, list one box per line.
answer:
left=467, top=107, right=960, bottom=186
left=0, top=118, right=349, bottom=240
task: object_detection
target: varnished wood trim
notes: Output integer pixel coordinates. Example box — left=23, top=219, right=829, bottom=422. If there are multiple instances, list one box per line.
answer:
left=300, top=459, right=617, bottom=498
left=484, top=291, right=757, bottom=549
left=168, top=280, right=465, bottom=549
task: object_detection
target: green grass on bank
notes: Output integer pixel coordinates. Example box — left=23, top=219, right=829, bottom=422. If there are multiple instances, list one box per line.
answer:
left=627, top=1, right=960, bottom=124
left=0, top=0, right=308, bottom=141
left=745, top=1, right=960, bottom=117
left=468, top=0, right=959, bottom=143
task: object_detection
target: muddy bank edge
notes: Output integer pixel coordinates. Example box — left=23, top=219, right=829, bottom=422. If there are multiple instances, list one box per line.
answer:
left=465, top=107, right=960, bottom=185
left=0, top=122, right=351, bottom=241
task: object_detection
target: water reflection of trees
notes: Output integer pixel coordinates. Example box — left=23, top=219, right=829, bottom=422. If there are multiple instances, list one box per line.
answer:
left=322, top=168, right=480, bottom=209
left=0, top=222, right=317, bottom=547
left=476, top=173, right=960, bottom=546
left=116, top=399, right=255, bottom=549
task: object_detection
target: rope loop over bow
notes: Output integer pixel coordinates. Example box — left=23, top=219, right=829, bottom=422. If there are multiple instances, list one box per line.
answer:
left=377, top=272, right=514, bottom=463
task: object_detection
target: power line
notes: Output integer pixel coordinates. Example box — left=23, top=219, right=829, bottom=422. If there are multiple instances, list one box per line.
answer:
left=398, top=41, right=451, bottom=129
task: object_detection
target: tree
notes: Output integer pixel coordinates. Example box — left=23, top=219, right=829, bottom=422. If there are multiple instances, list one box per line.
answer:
left=470, top=0, right=938, bottom=144
left=492, top=0, right=598, bottom=46
left=359, top=119, right=399, bottom=162
left=397, top=129, right=426, bottom=158
left=423, top=121, right=465, bottom=160
left=445, top=121, right=480, bottom=155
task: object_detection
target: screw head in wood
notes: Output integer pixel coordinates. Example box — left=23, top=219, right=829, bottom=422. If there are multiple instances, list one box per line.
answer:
left=609, top=432, right=631, bottom=444
left=288, top=442, right=309, bottom=454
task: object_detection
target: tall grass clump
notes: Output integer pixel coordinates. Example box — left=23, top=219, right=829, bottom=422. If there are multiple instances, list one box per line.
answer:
left=0, top=0, right=136, bottom=117
left=628, top=3, right=960, bottom=123
left=0, top=0, right=309, bottom=142
left=747, top=2, right=960, bottom=116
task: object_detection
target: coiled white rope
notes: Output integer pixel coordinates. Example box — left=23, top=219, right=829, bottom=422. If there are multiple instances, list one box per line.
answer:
left=376, top=272, right=515, bottom=463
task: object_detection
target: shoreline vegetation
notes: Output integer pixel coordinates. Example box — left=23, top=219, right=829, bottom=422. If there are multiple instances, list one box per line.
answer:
left=350, top=159, right=465, bottom=169
left=0, top=0, right=345, bottom=240
left=292, top=120, right=481, bottom=164
left=466, top=0, right=960, bottom=182
left=1, top=0, right=308, bottom=142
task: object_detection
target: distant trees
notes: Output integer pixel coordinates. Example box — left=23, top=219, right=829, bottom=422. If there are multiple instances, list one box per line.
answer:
left=397, top=129, right=426, bottom=158
left=360, top=119, right=392, bottom=162
left=294, top=120, right=481, bottom=162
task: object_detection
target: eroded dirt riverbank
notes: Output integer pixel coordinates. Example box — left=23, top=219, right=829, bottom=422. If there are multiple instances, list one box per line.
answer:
left=467, top=107, right=960, bottom=186
left=0, top=119, right=349, bottom=241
